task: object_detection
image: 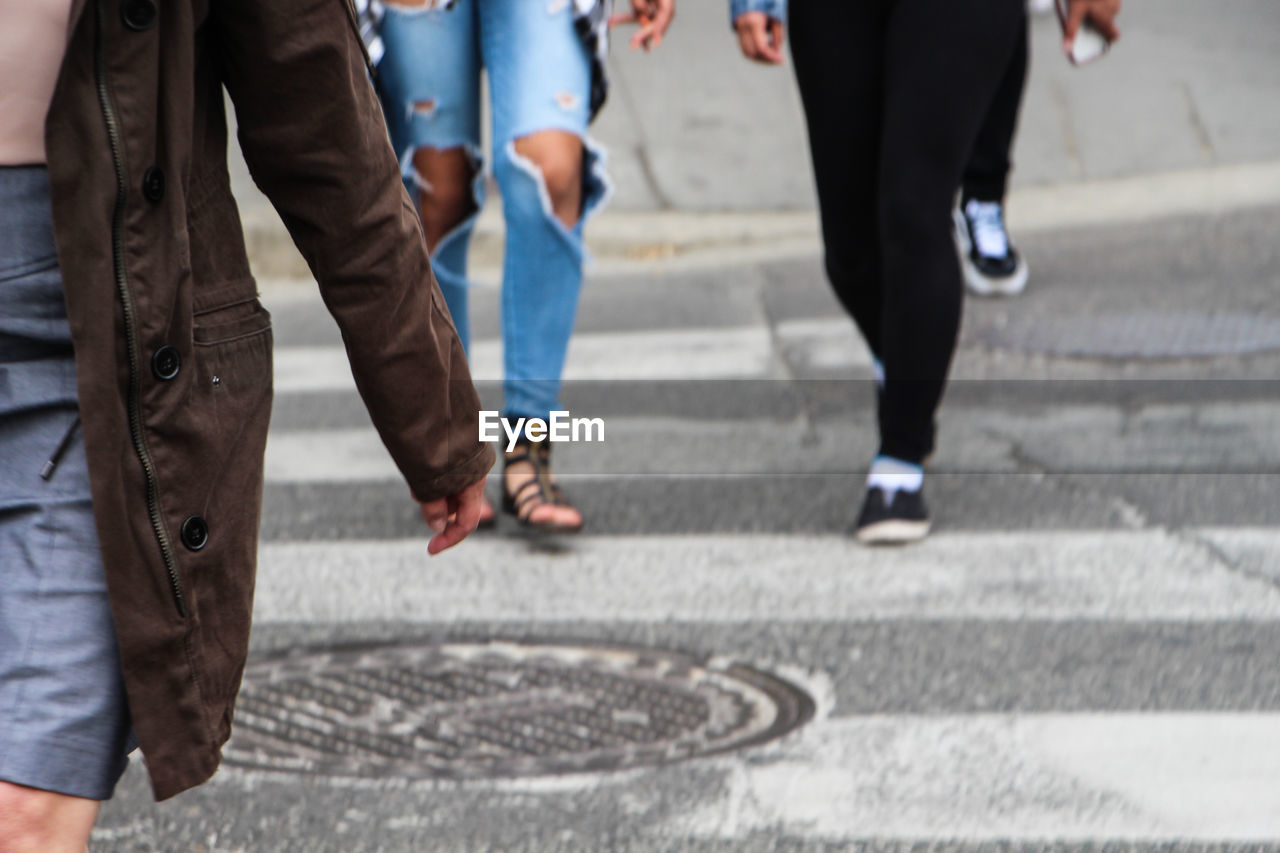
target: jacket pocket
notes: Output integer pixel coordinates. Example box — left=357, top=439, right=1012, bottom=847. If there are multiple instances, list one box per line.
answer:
left=193, top=297, right=272, bottom=346
left=161, top=301, right=275, bottom=741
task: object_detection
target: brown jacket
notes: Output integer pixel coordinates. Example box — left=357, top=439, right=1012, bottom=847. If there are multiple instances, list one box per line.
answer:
left=45, top=0, right=494, bottom=800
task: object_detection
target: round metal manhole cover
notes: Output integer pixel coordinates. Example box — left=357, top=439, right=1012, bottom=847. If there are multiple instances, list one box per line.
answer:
left=974, top=311, right=1280, bottom=358
left=224, top=641, right=814, bottom=779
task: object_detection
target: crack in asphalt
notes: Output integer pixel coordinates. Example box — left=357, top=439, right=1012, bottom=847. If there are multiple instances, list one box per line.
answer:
left=991, top=425, right=1280, bottom=596
left=988, top=426, right=1150, bottom=531
left=755, top=277, right=821, bottom=448
left=1179, top=529, right=1280, bottom=597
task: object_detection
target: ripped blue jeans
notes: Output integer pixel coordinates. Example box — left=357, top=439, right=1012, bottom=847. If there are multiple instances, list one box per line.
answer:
left=377, top=0, right=610, bottom=422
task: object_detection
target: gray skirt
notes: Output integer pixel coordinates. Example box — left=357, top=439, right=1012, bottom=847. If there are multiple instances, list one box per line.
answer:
left=0, top=166, right=135, bottom=800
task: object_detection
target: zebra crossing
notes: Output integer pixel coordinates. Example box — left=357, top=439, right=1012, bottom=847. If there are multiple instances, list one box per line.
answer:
left=95, top=249, right=1280, bottom=850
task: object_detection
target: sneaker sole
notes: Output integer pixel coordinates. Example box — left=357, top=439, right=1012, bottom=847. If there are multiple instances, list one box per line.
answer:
left=855, top=518, right=931, bottom=545
left=952, top=207, right=1029, bottom=297
left=962, top=255, right=1029, bottom=296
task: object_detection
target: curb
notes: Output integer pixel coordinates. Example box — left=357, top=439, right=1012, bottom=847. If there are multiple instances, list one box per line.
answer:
left=243, top=159, right=1280, bottom=281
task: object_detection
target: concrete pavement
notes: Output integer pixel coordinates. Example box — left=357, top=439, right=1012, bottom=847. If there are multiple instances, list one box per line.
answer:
left=229, top=0, right=1280, bottom=275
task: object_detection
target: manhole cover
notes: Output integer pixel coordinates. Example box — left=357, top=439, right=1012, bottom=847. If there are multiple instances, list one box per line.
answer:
left=223, top=641, right=813, bottom=779
left=974, top=311, right=1280, bottom=358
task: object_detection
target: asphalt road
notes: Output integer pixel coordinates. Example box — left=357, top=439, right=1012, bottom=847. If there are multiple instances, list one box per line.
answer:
left=94, top=203, right=1280, bottom=851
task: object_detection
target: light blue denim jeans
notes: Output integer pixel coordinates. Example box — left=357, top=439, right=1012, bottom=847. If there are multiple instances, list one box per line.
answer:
left=377, top=0, right=611, bottom=422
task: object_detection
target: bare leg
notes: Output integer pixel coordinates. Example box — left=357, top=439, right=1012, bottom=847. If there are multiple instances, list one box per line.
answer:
left=512, top=129, right=583, bottom=229
left=412, top=145, right=479, bottom=252
left=0, top=781, right=99, bottom=853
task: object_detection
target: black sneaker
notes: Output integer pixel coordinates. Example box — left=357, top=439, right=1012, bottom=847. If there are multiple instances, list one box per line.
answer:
left=954, top=199, right=1029, bottom=296
left=855, top=486, right=931, bottom=545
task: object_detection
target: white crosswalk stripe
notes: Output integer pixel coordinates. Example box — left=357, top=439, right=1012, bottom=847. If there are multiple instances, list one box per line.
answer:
left=113, top=288, right=1278, bottom=847
left=255, top=531, right=1280, bottom=625
left=272, top=319, right=869, bottom=391
left=671, top=713, right=1280, bottom=841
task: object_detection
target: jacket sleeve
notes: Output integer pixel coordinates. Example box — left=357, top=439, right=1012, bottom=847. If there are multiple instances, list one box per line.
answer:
left=212, top=0, right=494, bottom=502
left=729, top=0, right=787, bottom=27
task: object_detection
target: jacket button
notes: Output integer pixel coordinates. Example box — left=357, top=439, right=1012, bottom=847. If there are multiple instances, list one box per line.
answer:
left=181, top=516, right=209, bottom=551
left=121, top=0, right=157, bottom=31
left=151, top=345, right=181, bottom=381
left=142, top=167, right=165, bottom=202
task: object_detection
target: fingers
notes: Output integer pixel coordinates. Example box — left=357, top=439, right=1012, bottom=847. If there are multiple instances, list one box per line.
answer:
left=613, top=10, right=655, bottom=51
left=609, top=0, right=644, bottom=30
left=608, top=0, right=646, bottom=23
left=1062, top=0, right=1087, bottom=49
left=451, top=482, right=484, bottom=534
left=645, top=0, right=675, bottom=48
left=426, top=512, right=470, bottom=555
left=736, top=22, right=757, bottom=61
left=1064, top=0, right=1120, bottom=52
left=631, top=15, right=655, bottom=51
left=614, top=0, right=673, bottom=51
left=426, top=479, right=486, bottom=556
left=734, top=13, right=784, bottom=64
left=752, top=16, right=784, bottom=64
left=1089, top=5, right=1121, bottom=41
left=419, top=497, right=450, bottom=534
left=734, top=15, right=763, bottom=61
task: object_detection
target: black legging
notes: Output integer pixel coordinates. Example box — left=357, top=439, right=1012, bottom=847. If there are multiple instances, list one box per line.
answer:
left=964, top=23, right=1031, bottom=205
left=789, top=0, right=1025, bottom=463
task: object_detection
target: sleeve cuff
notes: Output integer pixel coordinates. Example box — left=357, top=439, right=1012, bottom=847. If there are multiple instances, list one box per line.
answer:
left=730, top=0, right=786, bottom=27
left=409, top=443, right=496, bottom=504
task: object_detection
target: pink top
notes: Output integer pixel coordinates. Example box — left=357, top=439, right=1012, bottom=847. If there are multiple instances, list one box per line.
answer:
left=0, top=0, right=75, bottom=165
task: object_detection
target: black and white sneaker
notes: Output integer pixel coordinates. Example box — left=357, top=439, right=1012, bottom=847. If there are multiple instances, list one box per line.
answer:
left=854, top=486, right=931, bottom=545
left=953, top=198, right=1029, bottom=297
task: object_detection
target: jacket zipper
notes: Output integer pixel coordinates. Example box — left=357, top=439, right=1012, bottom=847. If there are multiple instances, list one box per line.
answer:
left=94, top=0, right=186, bottom=617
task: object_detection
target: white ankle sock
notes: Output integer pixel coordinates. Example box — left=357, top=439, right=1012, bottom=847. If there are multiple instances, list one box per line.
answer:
left=867, top=455, right=923, bottom=499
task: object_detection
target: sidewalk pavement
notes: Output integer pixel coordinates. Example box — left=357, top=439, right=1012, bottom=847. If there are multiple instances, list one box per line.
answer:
left=228, top=0, right=1280, bottom=278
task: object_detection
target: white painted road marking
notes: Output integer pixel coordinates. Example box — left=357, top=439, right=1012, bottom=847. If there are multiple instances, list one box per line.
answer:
left=671, top=713, right=1280, bottom=841
left=271, top=322, right=843, bottom=392
left=253, top=530, right=1280, bottom=624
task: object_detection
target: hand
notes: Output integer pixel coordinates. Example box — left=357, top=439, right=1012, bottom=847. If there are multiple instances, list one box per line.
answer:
left=418, top=477, right=487, bottom=556
left=610, top=0, right=675, bottom=52
left=733, top=11, right=785, bottom=65
left=1063, top=0, right=1120, bottom=50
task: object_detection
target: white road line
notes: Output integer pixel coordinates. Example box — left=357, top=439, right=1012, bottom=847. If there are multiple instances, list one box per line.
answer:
left=561, top=326, right=782, bottom=382
left=775, top=317, right=873, bottom=371
left=265, top=429, right=400, bottom=483
left=253, top=530, right=1280, bottom=624
left=263, top=397, right=1280, bottom=483
left=666, top=712, right=1280, bottom=841
left=1199, top=527, right=1280, bottom=588
left=270, top=322, right=847, bottom=392
left=263, top=419, right=853, bottom=483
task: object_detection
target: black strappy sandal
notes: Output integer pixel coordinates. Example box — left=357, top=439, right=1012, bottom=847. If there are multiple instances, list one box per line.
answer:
left=501, top=440, right=584, bottom=534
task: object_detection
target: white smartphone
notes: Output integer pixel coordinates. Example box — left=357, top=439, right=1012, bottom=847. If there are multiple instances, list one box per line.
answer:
left=1054, top=0, right=1110, bottom=65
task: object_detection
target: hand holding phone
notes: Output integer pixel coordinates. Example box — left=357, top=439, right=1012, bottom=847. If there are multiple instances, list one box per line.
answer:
left=1055, top=0, right=1121, bottom=65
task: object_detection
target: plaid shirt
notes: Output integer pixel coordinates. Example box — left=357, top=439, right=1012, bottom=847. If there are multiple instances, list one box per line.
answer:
left=354, top=0, right=614, bottom=121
